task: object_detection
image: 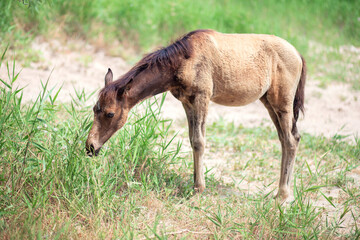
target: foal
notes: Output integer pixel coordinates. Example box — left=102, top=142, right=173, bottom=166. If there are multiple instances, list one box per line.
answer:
left=86, top=29, right=306, bottom=202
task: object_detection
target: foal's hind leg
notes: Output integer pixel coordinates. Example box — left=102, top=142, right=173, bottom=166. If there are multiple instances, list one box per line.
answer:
left=262, top=96, right=300, bottom=202
left=260, top=96, right=286, bottom=172
left=182, top=96, right=210, bottom=193
left=276, top=111, right=300, bottom=202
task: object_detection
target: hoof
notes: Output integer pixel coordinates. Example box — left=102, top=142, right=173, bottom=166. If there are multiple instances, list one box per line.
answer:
left=194, top=185, right=205, bottom=194
left=274, top=189, right=293, bottom=205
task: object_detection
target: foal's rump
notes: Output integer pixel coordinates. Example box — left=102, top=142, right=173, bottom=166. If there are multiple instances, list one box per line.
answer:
left=189, top=31, right=303, bottom=107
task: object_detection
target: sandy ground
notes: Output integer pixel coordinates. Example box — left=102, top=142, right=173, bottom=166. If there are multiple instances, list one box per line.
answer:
left=1, top=38, right=359, bottom=141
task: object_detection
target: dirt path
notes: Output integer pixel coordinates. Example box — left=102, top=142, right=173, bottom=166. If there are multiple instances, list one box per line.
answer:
left=1, top=38, right=360, bottom=141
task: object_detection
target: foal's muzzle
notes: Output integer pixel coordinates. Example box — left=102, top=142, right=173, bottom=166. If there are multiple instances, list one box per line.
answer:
left=86, top=144, right=101, bottom=157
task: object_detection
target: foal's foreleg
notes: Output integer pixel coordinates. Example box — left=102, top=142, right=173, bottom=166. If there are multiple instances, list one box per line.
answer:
left=182, top=99, right=209, bottom=193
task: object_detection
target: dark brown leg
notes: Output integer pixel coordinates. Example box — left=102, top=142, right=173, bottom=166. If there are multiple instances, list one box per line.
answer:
left=182, top=95, right=209, bottom=193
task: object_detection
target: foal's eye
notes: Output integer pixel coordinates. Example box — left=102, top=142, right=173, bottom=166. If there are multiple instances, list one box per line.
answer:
left=106, top=112, right=115, bottom=118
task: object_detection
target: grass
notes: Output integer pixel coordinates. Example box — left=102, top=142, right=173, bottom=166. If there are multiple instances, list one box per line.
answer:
left=3, top=0, right=360, bottom=49
left=1, top=48, right=360, bottom=239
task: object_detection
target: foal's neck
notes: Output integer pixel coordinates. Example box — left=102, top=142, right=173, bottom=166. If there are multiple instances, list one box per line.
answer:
left=127, top=67, right=174, bottom=108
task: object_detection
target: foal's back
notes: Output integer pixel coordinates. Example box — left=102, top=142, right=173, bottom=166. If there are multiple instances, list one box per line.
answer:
left=178, top=30, right=303, bottom=107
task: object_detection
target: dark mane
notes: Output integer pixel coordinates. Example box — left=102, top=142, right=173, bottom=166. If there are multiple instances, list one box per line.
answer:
left=100, top=29, right=212, bottom=97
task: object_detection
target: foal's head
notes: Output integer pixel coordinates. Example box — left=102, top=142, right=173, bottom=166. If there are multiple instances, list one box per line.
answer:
left=85, top=31, right=199, bottom=156
left=86, top=69, right=130, bottom=156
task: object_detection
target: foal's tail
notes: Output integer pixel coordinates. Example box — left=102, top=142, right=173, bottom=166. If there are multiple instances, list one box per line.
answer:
left=293, top=55, right=306, bottom=122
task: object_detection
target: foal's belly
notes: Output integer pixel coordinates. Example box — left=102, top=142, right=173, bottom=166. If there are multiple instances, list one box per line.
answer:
left=209, top=50, right=272, bottom=107
left=210, top=77, right=270, bottom=107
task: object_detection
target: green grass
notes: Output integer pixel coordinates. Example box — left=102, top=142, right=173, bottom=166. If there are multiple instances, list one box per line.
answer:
left=2, top=0, right=360, bottom=50
left=1, top=48, right=360, bottom=239
left=0, top=48, right=188, bottom=238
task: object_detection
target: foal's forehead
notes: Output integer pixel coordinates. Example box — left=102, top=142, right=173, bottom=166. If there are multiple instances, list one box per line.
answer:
left=97, top=90, right=117, bottom=110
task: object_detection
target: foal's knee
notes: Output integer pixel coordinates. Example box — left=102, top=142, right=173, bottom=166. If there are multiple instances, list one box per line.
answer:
left=192, top=138, right=205, bottom=153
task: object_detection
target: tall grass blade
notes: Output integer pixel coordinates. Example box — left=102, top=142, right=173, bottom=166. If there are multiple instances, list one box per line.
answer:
left=320, top=191, right=336, bottom=208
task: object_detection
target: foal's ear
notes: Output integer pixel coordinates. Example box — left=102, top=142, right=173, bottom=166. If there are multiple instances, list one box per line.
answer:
left=105, top=68, right=113, bottom=86
left=117, top=78, right=133, bottom=99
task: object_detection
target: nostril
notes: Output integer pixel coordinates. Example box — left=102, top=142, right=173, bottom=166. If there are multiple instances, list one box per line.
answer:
left=86, top=143, right=101, bottom=157
left=86, top=143, right=95, bottom=156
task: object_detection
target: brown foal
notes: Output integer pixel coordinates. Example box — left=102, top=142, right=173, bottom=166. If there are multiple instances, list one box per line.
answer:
left=86, top=29, right=306, bottom=202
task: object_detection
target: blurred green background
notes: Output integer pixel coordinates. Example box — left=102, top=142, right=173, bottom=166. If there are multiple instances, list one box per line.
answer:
left=1, top=0, right=359, bottom=54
